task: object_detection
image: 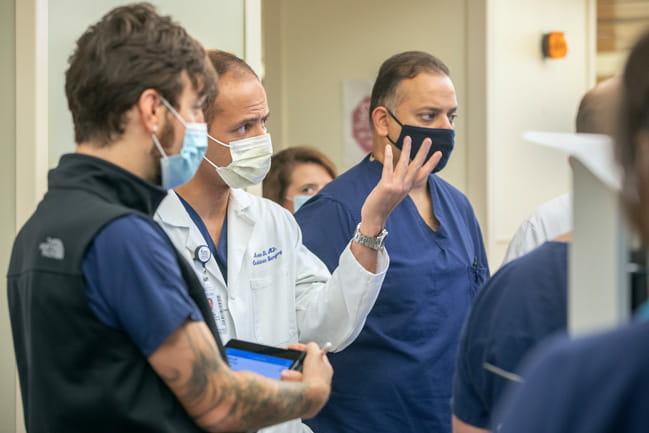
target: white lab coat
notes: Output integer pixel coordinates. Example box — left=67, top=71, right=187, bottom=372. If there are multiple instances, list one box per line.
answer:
left=155, top=189, right=388, bottom=433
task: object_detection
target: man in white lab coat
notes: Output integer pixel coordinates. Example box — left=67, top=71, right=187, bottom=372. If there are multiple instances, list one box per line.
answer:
left=155, top=50, right=440, bottom=433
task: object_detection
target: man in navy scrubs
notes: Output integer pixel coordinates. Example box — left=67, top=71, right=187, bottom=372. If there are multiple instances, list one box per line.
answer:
left=494, top=29, right=649, bottom=433
left=296, top=51, right=489, bottom=433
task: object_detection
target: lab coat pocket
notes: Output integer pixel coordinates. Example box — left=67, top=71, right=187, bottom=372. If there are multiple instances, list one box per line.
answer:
left=250, top=271, right=298, bottom=346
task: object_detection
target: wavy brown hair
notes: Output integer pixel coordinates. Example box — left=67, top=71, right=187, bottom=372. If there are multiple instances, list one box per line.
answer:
left=65, top=3, right=216, bottom=146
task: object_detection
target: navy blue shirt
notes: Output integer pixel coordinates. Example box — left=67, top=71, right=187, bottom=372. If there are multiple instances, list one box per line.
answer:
left=495, top=320, right=649, bottom=433
left=83, top=215, right=203, bottom=356
left=453, top=241, right=568, bottom=428
left=296, top=155, right=489, bottom=433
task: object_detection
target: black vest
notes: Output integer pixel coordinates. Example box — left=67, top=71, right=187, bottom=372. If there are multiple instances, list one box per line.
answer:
left=7, top=154, right=226, bottom=433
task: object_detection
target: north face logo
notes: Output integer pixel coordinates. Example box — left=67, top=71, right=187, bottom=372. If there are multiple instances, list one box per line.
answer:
left=39, top=237, right=64, bottom=260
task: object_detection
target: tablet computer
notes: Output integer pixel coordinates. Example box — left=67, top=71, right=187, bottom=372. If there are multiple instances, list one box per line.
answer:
left=225, top=339, right=306, bottom=380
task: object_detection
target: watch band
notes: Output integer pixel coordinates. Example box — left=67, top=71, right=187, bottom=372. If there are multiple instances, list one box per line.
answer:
left=353, top=223, right=388, bottom=250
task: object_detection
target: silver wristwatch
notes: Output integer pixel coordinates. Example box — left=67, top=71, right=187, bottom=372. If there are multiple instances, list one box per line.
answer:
left=353, top=223, right=388, bottom=250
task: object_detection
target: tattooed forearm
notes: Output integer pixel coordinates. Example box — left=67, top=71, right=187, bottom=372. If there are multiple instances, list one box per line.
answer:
left=183, top=326, right=222, bottom=403
left=200, top=372, right=318, bottom=432
left=187, top=327, right=317, bottom=431
left=150, top=321, right=326, bottom=432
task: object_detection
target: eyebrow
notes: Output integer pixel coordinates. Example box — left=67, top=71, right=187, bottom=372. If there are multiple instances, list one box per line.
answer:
left=236, top=111, right=271, bottom=128
left=419, top=106, right=457, bottom=113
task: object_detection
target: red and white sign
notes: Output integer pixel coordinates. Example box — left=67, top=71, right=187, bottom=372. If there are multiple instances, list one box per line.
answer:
left=343, top=79, right=374, bottom=165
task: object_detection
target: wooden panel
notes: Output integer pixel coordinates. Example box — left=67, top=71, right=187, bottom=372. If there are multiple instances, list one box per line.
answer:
left=597, top=0, right=649, bottom=79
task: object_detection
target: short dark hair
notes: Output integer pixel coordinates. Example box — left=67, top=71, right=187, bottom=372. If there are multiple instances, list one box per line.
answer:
left=65, top=2, right=216, bottom=146
left=203, top=50, right=259, bottom=124
left=616, top=29, right=649, bottom=245
left=575, top=77, right=620, bottom=135
left=369, top=51, right=450, bottom=122
left=262, top=146, right=337, bottom=205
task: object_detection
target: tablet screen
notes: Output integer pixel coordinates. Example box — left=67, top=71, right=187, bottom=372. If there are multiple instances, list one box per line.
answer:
left=226, top=347, right=295, bottom=379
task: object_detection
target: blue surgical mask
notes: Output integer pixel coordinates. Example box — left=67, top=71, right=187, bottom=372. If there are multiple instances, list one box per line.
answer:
left=386, top=109, right=455, bottom=173
left=292, top=195, right=312, bottom=213
left=152, top=98, right=208, bottom=189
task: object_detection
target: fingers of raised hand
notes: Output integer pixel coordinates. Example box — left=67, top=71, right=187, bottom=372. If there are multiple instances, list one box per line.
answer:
left=382, top=143, right=394, bottom=180
left=421, top=150, right=442, bottom=176
left=395, top=136, right=412, bottom=174
left=411, top=137, right=432, bottom=167
left=402, top=138, right=431, bottom=184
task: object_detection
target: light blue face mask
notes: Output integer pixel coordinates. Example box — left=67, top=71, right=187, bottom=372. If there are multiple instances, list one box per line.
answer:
left=292, top=195, right=313, bottom=213
left=152, top=97, right=208, bottom=190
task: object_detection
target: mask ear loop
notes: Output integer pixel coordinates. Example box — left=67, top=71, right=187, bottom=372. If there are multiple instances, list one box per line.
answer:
left=152, top=125, right=168, bottom=159
left=152, top=134, right=168, bottom=159
left=385, top=107, right=403, bottom=146
left=202, top=134, right=232, bottom=169
left=207, top=134, right=232, bottom=148
left=385, top=108, right=404, bottom=127
left=160, top=97, right=189, bottom=126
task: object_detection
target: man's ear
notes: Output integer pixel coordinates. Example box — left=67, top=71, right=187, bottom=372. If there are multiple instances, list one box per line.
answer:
left=372, top=106, right=390, bottom=138
left=137, top=89, right=163, bottom=134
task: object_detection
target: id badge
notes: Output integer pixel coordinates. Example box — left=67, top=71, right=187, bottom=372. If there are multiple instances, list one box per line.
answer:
left=202, top=270, right=227, bottom=336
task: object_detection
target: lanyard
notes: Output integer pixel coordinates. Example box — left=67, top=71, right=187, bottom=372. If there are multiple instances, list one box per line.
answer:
left=194, top=244, right=227, bottom=336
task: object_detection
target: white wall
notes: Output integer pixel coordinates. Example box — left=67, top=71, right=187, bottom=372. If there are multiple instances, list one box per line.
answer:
left=48, top=0, right=246, bottom=167
left=485, top=0, right=595, bottom=265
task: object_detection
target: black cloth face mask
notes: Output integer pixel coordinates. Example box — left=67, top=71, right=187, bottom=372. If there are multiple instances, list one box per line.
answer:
left=386, top=108, right=455, bottom=173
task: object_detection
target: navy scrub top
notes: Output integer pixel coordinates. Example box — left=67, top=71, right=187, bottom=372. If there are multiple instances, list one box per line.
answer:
left=495, top=319, right=649, bottom=433
left=83, top=215, right=204, bottom=356
left=296, top=155, right=489, bottom=433
left=453, top=241, right=568, bottom=428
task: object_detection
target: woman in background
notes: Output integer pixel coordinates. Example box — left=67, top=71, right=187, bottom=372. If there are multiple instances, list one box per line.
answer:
left=263, top=146, right=337, bottom=213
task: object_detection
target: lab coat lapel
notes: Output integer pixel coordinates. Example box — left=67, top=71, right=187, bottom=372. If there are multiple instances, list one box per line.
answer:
left=227, top=189, right=256, bottom=298
left=156, top=191, right=227, bottom=288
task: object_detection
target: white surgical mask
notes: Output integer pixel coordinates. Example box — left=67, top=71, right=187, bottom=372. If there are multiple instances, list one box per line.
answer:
left=204, top=133, right=273, bottom=189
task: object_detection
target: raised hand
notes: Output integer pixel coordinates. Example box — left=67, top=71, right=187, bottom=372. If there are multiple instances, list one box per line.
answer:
left=359, top=137, right=441, bottom=236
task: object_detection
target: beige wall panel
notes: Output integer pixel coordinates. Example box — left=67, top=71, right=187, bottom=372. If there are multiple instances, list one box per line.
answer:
left=263, top=0, right=468, bottom=193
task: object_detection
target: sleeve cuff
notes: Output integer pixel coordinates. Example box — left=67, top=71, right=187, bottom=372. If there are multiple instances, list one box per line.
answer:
left=338, top=241, right=389, bottom=277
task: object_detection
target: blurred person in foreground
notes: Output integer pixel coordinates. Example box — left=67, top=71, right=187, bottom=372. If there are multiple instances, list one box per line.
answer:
left=494, top=29, right=649, bottom=433
left=452, top=77, right=621, bottom=433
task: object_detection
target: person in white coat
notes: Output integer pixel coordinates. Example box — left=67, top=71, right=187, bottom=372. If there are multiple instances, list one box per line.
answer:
left=155, top=50, right=441, bottom=433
